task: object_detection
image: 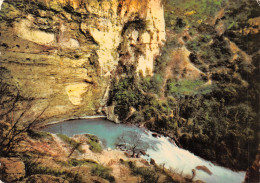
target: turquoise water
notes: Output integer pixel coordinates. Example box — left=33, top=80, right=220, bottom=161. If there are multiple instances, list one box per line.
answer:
left=41, top=118, right=144, bottom=148
left=41, top=118, right=245, bottom=183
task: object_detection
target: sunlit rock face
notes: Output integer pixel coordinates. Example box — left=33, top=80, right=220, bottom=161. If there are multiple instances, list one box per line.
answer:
left=52, top=0, right=166, bottom=76
left=0, top=0, right=165, bottom=123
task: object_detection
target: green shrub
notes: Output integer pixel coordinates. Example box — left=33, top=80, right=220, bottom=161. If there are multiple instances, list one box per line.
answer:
left=165, top=0, right=227, bottom=28
left=56, top=158, right=98, bottom=167
left=91, top=164, right=115, bottom=182
left=133, top=167, right=159, bottom=183
left=24, top=159, right=65, bottom=177
left=57, top=134, right=84, bottom=153
left=110, top=77, right=145, bottom=120
left=124, top=161, right=159, bottom=183
left=167, top=79, right=209, bottom=96
left=85, top=134, right=103, bottom=153
left=27, top=130, right=52, bottom=140
left=57, top=134, right=72, bottom=143
left=0, top=2, right=22, bottom=20
left=85, top=134, right=99, bottom=142
left=88, top=140, right=103, bottom=153
left=23, top=158, right=84, bottom=182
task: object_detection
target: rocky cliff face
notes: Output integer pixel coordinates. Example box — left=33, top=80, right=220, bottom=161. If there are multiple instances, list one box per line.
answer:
left=0, top=0, right=165, bottom=123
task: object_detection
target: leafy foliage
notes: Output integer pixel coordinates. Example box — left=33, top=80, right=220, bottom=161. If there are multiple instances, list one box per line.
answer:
left=164, top=0, right=227, bottom=30
left=166, top=79, right=211, bottom=96
left=109, top=0, right=259, bottom=171
left=85, top=134, right=103, bottom=153
left=109, top=76, right=145, bottom=120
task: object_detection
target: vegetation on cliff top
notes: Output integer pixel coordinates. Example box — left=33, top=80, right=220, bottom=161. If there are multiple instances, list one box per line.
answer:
left=109, top=0, right=259, bottom=171
left=165, top=0, right=227, bottom=30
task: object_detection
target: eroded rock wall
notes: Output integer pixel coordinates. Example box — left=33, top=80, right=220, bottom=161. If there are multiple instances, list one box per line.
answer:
left=0, top=0, right=165, bottom=123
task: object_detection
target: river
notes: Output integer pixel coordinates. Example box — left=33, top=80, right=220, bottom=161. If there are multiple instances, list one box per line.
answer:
left=41, top=118, right=245, bottom=183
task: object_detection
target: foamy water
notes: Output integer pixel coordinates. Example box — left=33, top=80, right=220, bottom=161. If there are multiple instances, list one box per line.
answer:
left=142, top=132, right=245, bottom=183
left=0, top=0, right=3, bottom=10
left=42, top=118, right=246, bottom=183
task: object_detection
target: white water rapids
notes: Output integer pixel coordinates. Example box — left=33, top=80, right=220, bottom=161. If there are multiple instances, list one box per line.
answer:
left=42, top=118, right=246, bottom=183
left=0, top=0, right=3, bottom=10
left=141, top=131, right=245, bottom=183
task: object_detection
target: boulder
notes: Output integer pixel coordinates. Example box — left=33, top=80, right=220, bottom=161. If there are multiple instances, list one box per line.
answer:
left=124, top=152, right=132, bottom=158
left=0, top=157, right=25, bottom=182
left=192, top=169, right=196, bottom=180
left=125, top=107, right=136, bottom=121
left=196, top=165, right=212, bottom=175
left=244, top=145, right=260, bottom=183
left=104, top=105, right=121, bottom=123
left=139, top=150, right=146, bottom=156
left=150, top=158, right=156, bottom=165
left=152, top=133, right=158, bottom=138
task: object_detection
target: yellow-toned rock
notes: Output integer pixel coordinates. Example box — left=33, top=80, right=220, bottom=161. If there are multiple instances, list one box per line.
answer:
left=0, top=0, right=166, bottom=124
left=0, top=158, right=25, bottom=182
left=169, top=47, right=203, bottom=80
left=14, top=18, right=55, bottom=45
left=65, top=83, right=89, bottom=106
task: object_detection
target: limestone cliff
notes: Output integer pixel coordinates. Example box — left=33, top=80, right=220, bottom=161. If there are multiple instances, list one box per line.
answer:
left=0, top=0, right=165, bottom=123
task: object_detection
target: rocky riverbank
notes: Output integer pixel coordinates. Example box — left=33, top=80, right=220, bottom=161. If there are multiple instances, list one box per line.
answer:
left=0, top=129, right=203, bottom=183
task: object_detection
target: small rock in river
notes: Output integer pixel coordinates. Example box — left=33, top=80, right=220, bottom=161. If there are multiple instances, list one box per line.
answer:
left=150, top=158, right=156, bottom=165
left=196, top=165, right=212, bottom=175
left=152, top=133, right=158, bottom=137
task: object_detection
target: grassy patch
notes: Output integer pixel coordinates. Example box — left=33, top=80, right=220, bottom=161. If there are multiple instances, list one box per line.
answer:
left=56, top=158, right=98, bottom=167
left=23, top=158, right=83, bottom=182
left=164, top=0, right=227, bottom=29
left=25, top=161, right=65, bottom=177
left=91, top=164, right=115, bottom=182
left=132, top=166, right=159, bottom=183
left=0, top=2, right=22, bottom=20
left=27, top=130, right=52, bottom=140
left=85, top=134, right=103, bottom=153
left=122, top=160, right=159, bottom=183
left=88, top=140, right=103, bottom=153
left=57, top=134, right=85, bottom=153
left=167, top=79, right=211, bottom=96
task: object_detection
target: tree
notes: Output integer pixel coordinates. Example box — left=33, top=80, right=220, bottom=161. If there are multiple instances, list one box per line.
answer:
left=0, top=78, right=48, bottom=157
left=116, top=131, right=148, bottom=158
